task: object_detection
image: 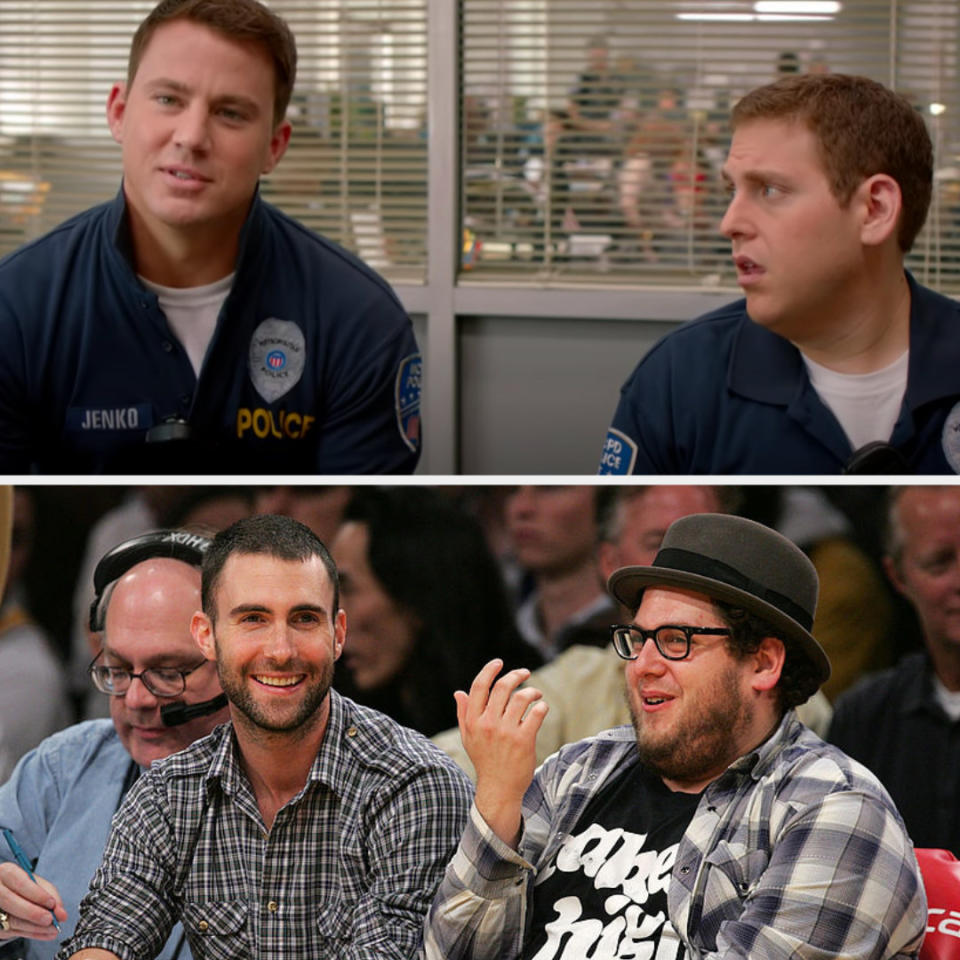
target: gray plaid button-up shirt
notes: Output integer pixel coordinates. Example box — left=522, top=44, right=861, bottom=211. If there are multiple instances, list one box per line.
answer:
left=59, top=690, right=473, bottom=960
left=423, top=711, right=927, bottom=960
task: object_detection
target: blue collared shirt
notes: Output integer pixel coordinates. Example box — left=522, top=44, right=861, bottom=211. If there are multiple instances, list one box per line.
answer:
left=0, top=720, right=190, bottom=960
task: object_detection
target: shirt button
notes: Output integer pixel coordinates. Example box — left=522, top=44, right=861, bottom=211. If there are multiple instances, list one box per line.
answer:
left=197, top=920, right=209, bottom=932
left=679, top=865, right=691, bottom=875
left=267, top=901, right=279, bottom=913
left=161, top=340, right=173, bottom=352
left=347, top=726, right=358, bottom=737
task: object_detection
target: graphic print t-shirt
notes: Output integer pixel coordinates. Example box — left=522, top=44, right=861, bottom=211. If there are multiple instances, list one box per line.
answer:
left=522, top=759, right=700, bottom=960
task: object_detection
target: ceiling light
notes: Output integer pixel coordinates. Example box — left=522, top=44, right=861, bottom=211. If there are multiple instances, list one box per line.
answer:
left=754, top=1, right=841, bottom=11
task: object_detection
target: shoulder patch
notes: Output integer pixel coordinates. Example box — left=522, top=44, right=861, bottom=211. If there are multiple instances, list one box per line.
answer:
left=598, top=427, right=638, bottom=475
left=395, top=353, right=422, bottom=453
left=942, top=400, right=960, bottom=473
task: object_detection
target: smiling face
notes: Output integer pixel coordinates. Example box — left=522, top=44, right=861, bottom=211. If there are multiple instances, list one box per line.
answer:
left=720, top=117, right=867, bottom=346
left=106, top=18, right=290, bottom=247
left=104, top=558, right=226, bottom=768
left=626, top=586, right=782, bottom=792
left=193, top=552, right=345, bottom=739
left=886, top=488, right=960, bottom=659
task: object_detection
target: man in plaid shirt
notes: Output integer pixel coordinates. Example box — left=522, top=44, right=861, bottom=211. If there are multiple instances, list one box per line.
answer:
left=60, top=514, right=472, bottom=960
left=424, top=513, right=927, bottom=960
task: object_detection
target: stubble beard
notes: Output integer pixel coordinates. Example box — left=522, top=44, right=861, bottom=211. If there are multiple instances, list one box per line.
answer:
left=215, top=639, right=334, bottom=737
left=629, top=661, right=751, bottom=785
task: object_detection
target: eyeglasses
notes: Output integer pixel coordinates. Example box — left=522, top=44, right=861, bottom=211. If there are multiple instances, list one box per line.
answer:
left=610, top=624, right=732, bottom=661
left=88, top=653, right=209, bottom=698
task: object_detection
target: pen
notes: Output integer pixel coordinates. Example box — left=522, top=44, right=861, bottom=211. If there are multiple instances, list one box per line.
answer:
left=2, top=828, right=61, bottom=933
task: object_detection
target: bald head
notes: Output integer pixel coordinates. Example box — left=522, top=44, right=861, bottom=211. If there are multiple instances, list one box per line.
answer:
left=100, top=557, right=225, bottom=768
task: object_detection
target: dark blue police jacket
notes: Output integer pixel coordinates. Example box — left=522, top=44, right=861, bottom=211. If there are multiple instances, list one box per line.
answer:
left=598, top=272, right=960, bottom=475
left=0, top=188, right=421, bottom=474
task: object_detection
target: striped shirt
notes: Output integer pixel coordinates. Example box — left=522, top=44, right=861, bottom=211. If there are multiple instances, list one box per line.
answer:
left=58, top=690, right=473, bottom=960
left=423, top=711, right=927, bottom=960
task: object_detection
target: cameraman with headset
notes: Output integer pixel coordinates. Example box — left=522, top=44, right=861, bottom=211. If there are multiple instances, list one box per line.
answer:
left=0, top=530, right=227, bottom=960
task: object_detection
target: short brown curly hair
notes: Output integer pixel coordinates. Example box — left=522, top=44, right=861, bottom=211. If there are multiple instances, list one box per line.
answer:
left=731, top=73, right=932, bottom=252
left=713, top=600, right=822, bottom=713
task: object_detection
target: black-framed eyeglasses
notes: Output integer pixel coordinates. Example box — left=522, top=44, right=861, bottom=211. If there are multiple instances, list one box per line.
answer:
left=88, top=652, right=209, bottom=698
left=610, top=624, right=732, bottom=661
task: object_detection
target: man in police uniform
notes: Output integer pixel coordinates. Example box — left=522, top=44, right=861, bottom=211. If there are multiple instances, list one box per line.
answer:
left=599, top=73, right=959, bottom=475
left=0, top=0, right=420, bottom=474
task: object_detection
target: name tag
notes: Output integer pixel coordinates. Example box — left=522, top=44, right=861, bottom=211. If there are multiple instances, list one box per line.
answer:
left=66, top=404, right=153, bottom=432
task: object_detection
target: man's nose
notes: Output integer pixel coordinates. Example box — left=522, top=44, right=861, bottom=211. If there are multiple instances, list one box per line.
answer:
left=173, top=103, right=212, bottom=152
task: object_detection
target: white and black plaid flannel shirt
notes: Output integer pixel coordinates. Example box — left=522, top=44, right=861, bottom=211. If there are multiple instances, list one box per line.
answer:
left=423, top=711, right=927, bottom=960
left=60, top=690, right=473, bottom=960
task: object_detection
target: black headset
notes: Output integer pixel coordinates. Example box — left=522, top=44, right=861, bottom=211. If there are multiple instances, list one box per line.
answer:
left=88, top=529, right=211, bottom=633
left=88, top=529, right=229, bottom=728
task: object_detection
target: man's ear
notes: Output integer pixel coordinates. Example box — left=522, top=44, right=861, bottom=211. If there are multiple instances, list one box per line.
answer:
left=106, top=83, right=128, bottom=145
left=192, top=611, right=216, bottom=662
left=750, top=636, right=786, bottom=693
left=333, top=608, right=346, bottom=662
left=858, top=173, right=902, bottom=248
left=883, top=554, right=908, bottom=599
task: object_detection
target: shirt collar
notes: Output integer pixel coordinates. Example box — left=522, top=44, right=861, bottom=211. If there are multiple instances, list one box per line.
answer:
left=729, top=272, right=960, bottom=408
left=203, top=688, right=348, bottom=799
left=108, top=183, right=267, bottom=282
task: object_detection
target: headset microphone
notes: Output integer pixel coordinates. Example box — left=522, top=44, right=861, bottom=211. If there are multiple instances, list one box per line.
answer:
left=160, top=694, right=229, bottom=727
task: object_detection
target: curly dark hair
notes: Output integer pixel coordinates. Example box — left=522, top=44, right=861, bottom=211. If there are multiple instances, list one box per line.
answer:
left=714, top=601, right=822, bottom=713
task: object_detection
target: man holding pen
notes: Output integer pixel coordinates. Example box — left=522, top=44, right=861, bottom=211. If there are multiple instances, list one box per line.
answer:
left=0, top=529, right=228, bottom=960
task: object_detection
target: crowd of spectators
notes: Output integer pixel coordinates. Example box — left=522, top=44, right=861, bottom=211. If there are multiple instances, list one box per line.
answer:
left=3, top=483, right=956, bottom=857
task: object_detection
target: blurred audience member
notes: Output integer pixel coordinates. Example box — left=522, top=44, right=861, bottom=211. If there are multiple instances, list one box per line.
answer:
left=775, top=487, right=894, bottom=701
left=159, top=486, right=253, bottom=533
left=331, top=488, right=541, bottom=737
left=0, top=489, right=70, bottom=781
left=505, top=486, right=615, bottom=660
left=565, top=35, right=622, bottom=143
left=254, top=485, right=351, bottom=543
left=0, top=487, right=10, bottom=593
left=829, top=485, right=960, bottom=855
left=436, top=485, right=832, bottom=778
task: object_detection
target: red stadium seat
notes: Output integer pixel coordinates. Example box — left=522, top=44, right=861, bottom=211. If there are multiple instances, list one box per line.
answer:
left=916, top=848, right=960, bottom=960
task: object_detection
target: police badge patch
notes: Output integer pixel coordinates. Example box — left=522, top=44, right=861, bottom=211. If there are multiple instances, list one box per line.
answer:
left=942, top=400, right=960, bottom=473
left=248, top=318, right=306, bottom=403
left=395, top=353, right=422, bottom=453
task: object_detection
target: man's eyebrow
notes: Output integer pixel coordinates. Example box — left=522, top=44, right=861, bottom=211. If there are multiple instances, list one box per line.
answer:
left=229, top=602, right=331, bottom=617
left=721, top=167, right=782, bottom=185
left=143, top=79, right=260, bottom=114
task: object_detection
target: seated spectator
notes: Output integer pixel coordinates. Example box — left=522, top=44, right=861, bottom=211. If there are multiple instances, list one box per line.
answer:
left=773, top=487, right=894, bottom=701
left=0, top=488, right=70, bottom=782
left=829, top=485, right=960, bottom=855
left=0, top=529, right=227, bottom=958
left=424, top=512, right=925, bottom=960
left=331, top=488, right=542, bottom=737
left=505, top=486, right=616, bottom=660
left=253, top=485, right=351, bottom=542
left=435, top=486, right=832, bottom=778
left=157, top=486, right=253, bottom=533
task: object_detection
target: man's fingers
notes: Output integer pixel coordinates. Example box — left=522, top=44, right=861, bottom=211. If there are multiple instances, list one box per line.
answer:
left=502, top=685, right=544, bottom=725
left=464, top=659, right=504, bottom=718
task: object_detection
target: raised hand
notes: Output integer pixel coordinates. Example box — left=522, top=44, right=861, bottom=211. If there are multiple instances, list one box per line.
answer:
left=454, top=659, right=549, bottom=849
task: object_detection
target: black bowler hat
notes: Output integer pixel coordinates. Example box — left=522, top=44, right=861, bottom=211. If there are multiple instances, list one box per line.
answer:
left=607, top=513, right=830, bottom=685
